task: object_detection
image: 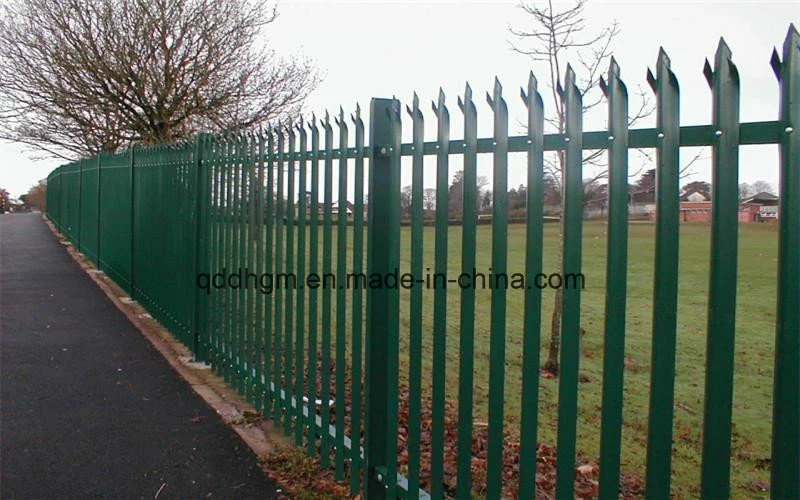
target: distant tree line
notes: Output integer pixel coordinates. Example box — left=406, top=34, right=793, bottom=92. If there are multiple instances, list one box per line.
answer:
left=395, top=169, right=777, bottom=221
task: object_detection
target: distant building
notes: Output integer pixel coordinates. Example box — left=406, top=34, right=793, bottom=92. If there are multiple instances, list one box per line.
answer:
left=740, top=192, right=779, bottom=222
left=647, top=189, right=713, bottom=222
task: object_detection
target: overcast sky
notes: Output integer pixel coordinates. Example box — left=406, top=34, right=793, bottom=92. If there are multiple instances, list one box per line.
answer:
left=1, top=0, right=797, bottom=198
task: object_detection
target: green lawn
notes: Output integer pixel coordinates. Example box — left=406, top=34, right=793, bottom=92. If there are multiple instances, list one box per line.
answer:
left=217, top=219, right=778, bottom=497
left=385, top=221, right=776, bottom=498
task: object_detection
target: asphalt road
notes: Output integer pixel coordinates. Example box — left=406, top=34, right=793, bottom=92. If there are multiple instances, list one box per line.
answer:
left=0, top=213, right=279, bottom=499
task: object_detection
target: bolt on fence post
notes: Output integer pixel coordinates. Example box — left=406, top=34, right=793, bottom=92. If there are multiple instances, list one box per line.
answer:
left=365, top=97, right=401, bottom=500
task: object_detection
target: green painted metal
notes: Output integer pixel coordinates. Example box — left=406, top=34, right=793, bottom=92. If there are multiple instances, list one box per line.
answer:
left=285, top=125, right=296, bottom=435
left=486, top=78, right=509, bottom=500
left=771, top=24, right=800, bottom=499
left=518, top=71, right=545, bottom=500
left=295, top=121, right=308, bottom=448
left=335, top=109, right=349, bottom=479
left=307, top=116, right=320, bottom=457
left=429, top=89, right=449, bottom=500
left=555, top=65, right=584, bottom=500
left=598, top=58, right=630, bottom=500
left=264, top=129, right=275, bottom=414
left=244, top=134, right=256, bottom=399
left=456, top=84, right=478, bottom=500
left=255, top=131, right=266, bottom=412
left=701, top=39, right=740, bottom=498
left=365, top=98, right=401, bottom=500
left=273, top=127, right=285, bottom=425
left=645, top=48, right=681, bottom=500
left=320, top=113, right=334, bottom=468
left=350, top=105, right=366, bottom=496
left=406, top=93, right=424, bottom=500
left=44, top=27, right=799, bottom=499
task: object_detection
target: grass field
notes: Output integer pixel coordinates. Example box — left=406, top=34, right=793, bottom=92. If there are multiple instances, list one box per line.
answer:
left=213, top=219, right=778, bottom=497
left=381, top=220, right=777, bottom=498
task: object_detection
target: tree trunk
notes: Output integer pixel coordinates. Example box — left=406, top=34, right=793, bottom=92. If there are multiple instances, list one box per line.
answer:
left=543, top=149, right=566, bottom=375
left=544, top=286, right=562, bottom=374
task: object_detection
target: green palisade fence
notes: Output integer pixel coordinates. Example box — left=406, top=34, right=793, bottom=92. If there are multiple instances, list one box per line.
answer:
left=45, top=26, right=799, bottom=499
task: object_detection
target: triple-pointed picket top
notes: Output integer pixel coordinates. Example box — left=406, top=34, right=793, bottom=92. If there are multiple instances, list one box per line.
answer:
left=320, top=110, right=333, bottom=151
left=406, top=92, right=422, bottom=121
left=486, top=77, right=508, bottom=128
left=351, top=103, right=363, bottom=130
left=334, top=106, right=348, bottom=138
left=457, top=82, right=475, bottom=115
left=520, top=71, right=544, bottom=113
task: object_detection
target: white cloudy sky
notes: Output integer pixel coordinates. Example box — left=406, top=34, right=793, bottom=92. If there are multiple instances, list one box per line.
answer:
left=1, top=0, right=797, bottom=197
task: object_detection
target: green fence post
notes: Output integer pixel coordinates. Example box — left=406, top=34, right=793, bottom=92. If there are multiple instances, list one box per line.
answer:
left=77, top=158, right=83, bottom=251
left=193, top=133, right=210, bottom=362
left=365, top=97, right=401, bottom=499
left=129, top=147, right=136, bottom=301
left=771, top=24, right=800, bottom=498
left=96, top=154, right=102, bottom=266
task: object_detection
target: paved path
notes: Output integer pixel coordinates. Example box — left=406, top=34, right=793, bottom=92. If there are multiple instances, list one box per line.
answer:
left=0, top=213, right=278, bottom=499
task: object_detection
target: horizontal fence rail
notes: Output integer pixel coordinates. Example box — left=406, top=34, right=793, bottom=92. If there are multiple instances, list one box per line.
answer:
left=46, top=25, right=799, bottom=499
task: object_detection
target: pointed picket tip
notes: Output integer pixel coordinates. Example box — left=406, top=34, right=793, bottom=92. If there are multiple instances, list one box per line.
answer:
left=521, top=71, right=539, bottom=106
left=432, top=87, right=446, bottom=114
left=785, top=23, right=800, bottom=49
left=564, top=64, right=577, bottom=89
left=646, top=67, right=657, bottom=92
left=556, top=79, right=565, bottom=99
left=608, top=57, right=621, bottom=79
left=412, top=92, right=420, bottom=110
left=715, top=37, right=732, bottom=63
left=528, top=71, right=539, bottom=91
left=703, top=59, right=714, bottom=89
left=458, top=82, right=474, bottom=113
left=770, top=48, right=782, bottom=80
left=599, top=76, right=608, bottom=97
left=657, top=47, right=672, bottom=68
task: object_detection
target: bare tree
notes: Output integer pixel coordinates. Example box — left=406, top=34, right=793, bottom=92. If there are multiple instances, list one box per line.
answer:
left=509, top=1, right=707, bottom=375
left=0, top=0, right=319, bottom=159
left=750, top=180, right=775, bottom=195
left=509, top=0, right=656, bottom=375
left=423, top=188, right=437, bottom=212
